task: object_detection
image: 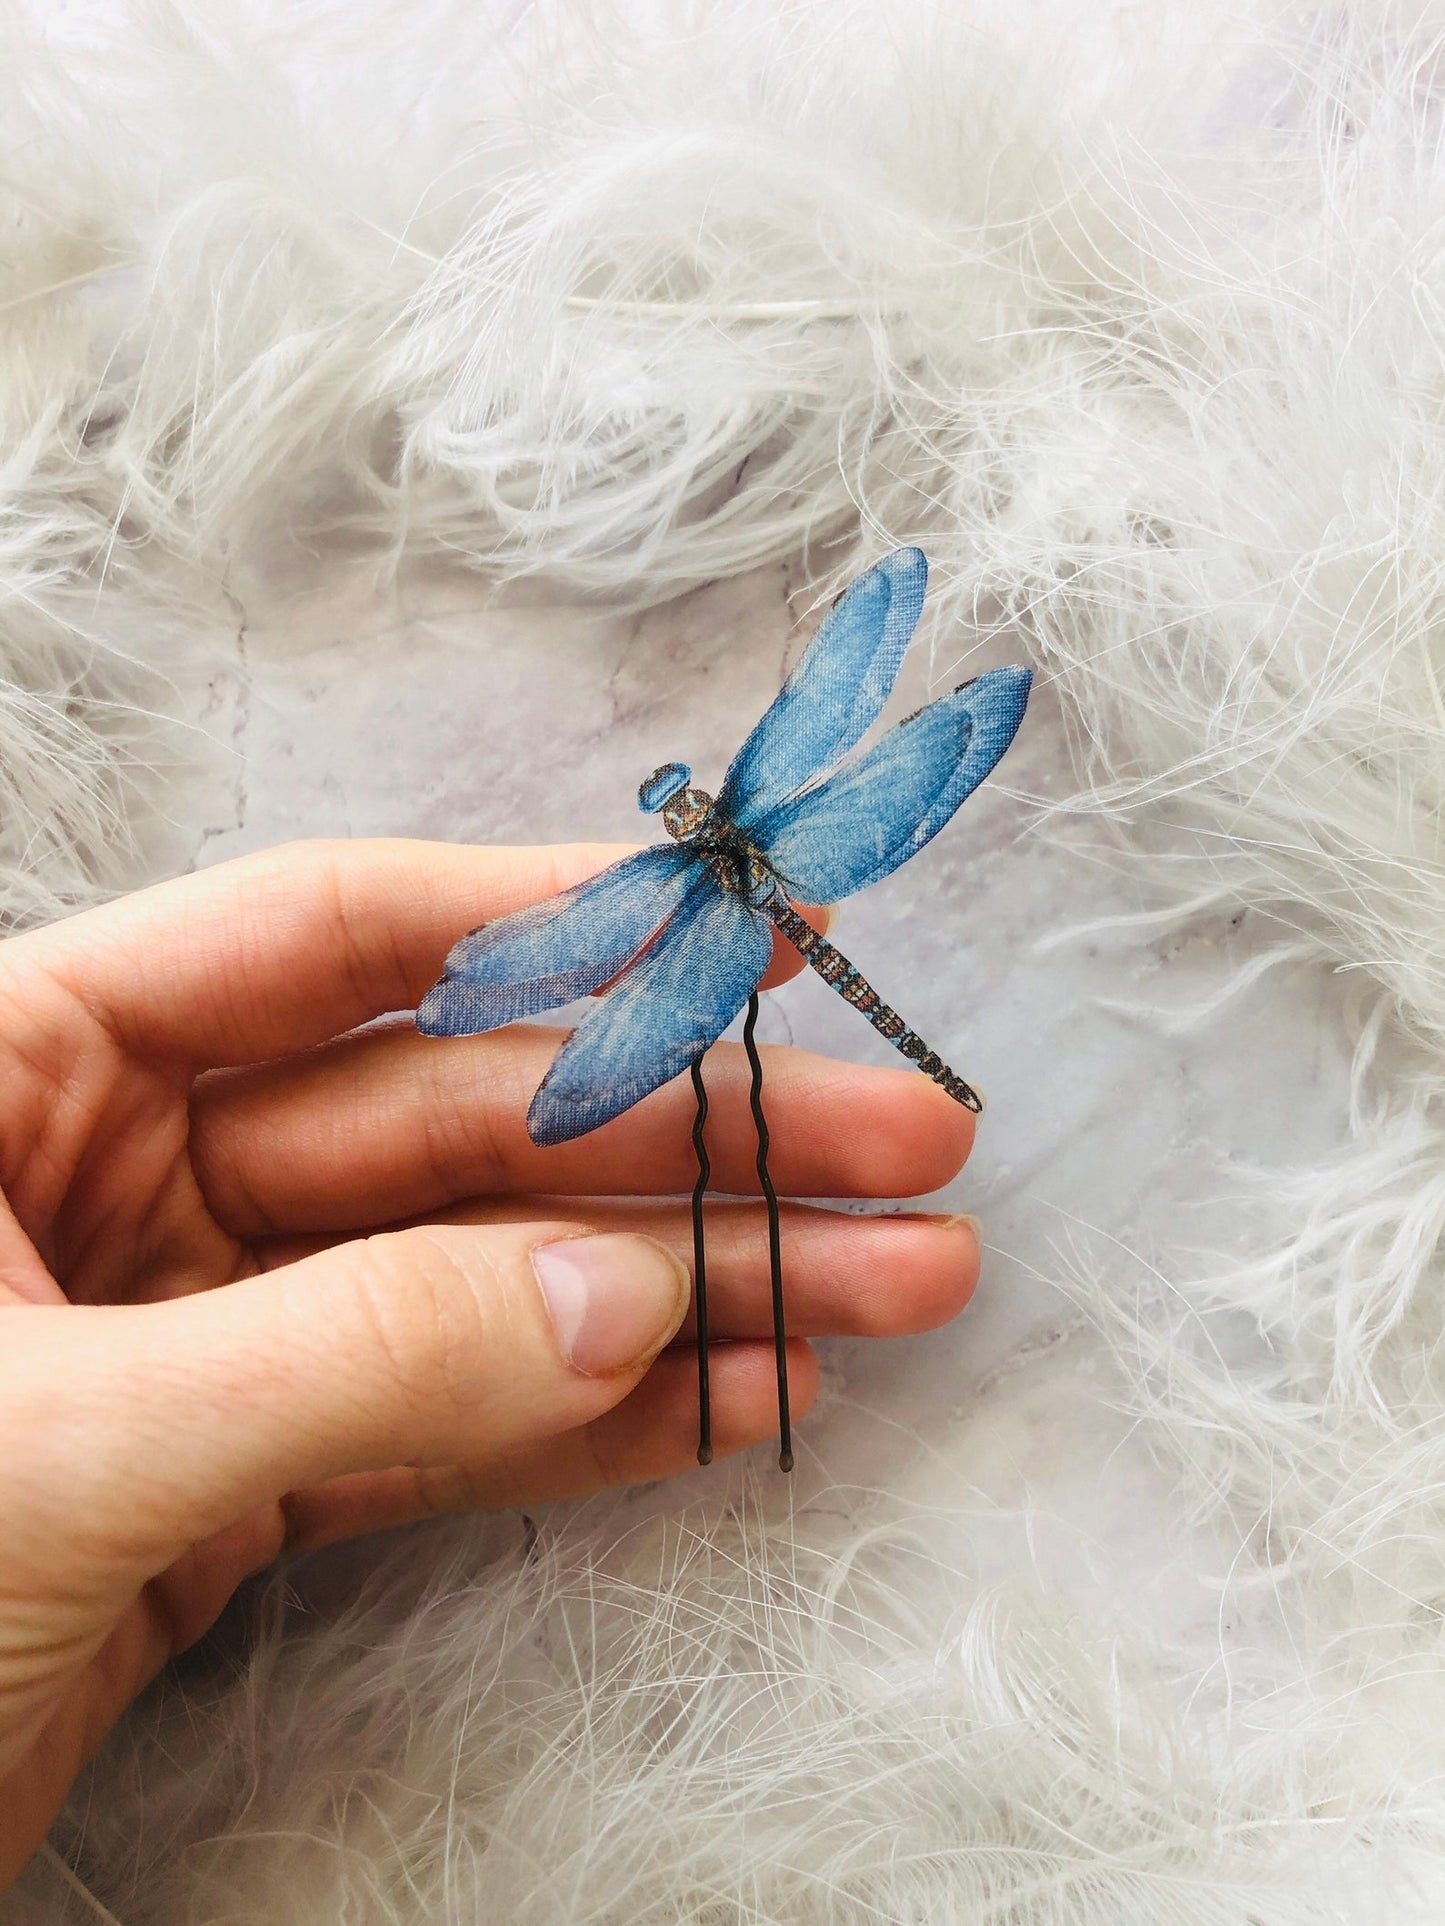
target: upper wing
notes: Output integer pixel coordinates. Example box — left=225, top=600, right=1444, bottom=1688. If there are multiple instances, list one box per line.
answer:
left=718, top=548, right=928, bottom=827
left=416, top=844, right=694, bottom=1037
left=527, top=874, right=772, bottom=1146
left=754, top=665, right=1032, bottom=901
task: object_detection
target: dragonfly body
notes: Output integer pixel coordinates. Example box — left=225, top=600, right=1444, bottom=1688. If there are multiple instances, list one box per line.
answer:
left=646, top=767, right=984, bottom=1110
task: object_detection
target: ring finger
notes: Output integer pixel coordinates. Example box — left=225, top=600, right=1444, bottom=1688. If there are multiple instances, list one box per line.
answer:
left=255, top=1199, right=980, bottom=1342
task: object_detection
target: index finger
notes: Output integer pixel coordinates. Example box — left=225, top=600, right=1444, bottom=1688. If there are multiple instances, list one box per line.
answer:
left=10, top=839, right=823, bottom=1066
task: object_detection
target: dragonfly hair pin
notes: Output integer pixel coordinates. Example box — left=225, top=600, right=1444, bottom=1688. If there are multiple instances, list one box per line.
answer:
left=417, top=548, right=1031, bottom=1471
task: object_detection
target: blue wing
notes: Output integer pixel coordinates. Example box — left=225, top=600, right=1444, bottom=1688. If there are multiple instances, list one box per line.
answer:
left=416, top=844, right=694, bottom=1037
left=754, top=665, right=1032, bottom=901
left=527, top=875, right=772, bottom=1146
left=718, top=548, right=928, bottom=827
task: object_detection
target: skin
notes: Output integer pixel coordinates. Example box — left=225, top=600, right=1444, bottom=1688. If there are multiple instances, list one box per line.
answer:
left=0, top=838, right=978, bottom=1882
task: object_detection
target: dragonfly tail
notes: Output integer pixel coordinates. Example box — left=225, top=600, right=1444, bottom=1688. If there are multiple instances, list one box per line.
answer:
left=762, top=895, right=984, bottom=1114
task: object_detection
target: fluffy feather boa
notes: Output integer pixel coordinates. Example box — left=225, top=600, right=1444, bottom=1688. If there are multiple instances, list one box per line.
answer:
left=8, top=0, right=1445, bottom=1918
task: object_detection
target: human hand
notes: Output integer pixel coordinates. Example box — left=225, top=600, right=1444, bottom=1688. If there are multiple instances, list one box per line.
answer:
left=0, top=838, right=977, bottom=1879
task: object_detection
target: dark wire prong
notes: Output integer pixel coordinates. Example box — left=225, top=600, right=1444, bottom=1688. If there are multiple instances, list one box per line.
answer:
left=743, top=993, right=792, bottom=1472
left=689, top=1056, right=713, bottom=1467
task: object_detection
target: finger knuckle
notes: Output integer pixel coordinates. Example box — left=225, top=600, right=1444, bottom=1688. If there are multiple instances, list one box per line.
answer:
left=343, top=1229, right=499, bottom=1411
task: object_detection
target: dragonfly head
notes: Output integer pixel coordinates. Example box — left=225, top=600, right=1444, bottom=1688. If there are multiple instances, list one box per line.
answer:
left=638, top=762, right=692, bottom=815
left=640, top=762, right=721, bottom=842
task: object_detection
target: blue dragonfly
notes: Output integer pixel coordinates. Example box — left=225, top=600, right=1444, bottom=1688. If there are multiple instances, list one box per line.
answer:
left=418, top=548, right=1031, bottom=1469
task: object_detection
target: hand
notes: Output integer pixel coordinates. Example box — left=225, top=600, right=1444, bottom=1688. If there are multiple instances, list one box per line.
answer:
left=0, top=838, right=977, bottom=1879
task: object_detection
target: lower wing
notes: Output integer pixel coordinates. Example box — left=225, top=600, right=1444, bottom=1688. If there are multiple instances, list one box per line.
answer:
left=753, top=665, right=1032, bottom=901
left=527, top=874, right=772, bottom=1146
left=416, top=844, right=693, bottom=1037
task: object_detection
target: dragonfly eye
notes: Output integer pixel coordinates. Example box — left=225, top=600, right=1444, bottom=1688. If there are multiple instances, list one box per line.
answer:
left=638, top=762, right=692, bottom=814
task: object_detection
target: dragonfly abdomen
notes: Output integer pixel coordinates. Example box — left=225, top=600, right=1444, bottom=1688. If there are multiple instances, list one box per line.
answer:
left=761, top=894, right=983, bottom=1115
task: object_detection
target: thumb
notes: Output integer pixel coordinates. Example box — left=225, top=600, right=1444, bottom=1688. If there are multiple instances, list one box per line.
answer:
left=6, top=1222, right=689, bottom=1580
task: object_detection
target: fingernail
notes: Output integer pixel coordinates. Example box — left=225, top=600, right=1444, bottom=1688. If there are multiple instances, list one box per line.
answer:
left=902, top=1212, right=981, bottom=1239
left=532, top=1233, right=690, bottom=1376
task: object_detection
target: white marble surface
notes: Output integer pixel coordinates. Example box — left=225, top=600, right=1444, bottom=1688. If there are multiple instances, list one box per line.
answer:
left=139, top=552, right=1353, bottom=1640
